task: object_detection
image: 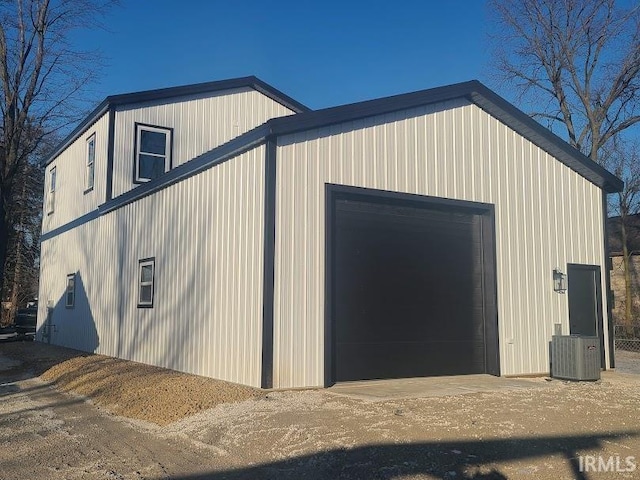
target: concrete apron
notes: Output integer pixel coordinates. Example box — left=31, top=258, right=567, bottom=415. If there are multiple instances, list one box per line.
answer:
left=326, top=374, right=550, bottom=401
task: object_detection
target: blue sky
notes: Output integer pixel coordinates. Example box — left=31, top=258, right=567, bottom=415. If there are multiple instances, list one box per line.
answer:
left=75, top=1, right=495, bottom=110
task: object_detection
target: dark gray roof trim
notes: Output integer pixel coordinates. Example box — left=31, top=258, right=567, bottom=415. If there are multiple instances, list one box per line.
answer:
left=41, top=78, right=624, bottom=244
left=264, top=80, right=623, bottom=193
left=468, top=84, right=623, bottom=193
left=100, top=124, right=271, bottom=215
left=43, top=76, right=310, bottom=166
left=40, top=124, right=271, bottom=242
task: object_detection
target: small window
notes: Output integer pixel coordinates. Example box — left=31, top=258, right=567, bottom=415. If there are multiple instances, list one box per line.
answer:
left=134, top=124, right=172, bottom=183
left=138, top=258, right=155, bottom=307
left=48, top=167, right=56, bottom=214
left=86, top=133, right=95, bottom=191
left=65, top=273, right=75, bottom=308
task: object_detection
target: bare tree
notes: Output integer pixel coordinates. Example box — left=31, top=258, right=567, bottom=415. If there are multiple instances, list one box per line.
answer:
left=605, top=141, right=640, bottom=333
left=0, top=0, right=113, bottom=311
left=489, top=0, right=640, bottom=161
left=1, top=148, right=43, bottom=324
left=489, top=0, right=640, bottom=336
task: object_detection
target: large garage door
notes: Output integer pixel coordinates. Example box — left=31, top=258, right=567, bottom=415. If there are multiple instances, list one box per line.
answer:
left=328, top=187, right=499, bottom=383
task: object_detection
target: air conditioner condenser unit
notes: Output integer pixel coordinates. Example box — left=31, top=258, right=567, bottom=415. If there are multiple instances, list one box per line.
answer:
left=551, top=335, right=601, bottom=381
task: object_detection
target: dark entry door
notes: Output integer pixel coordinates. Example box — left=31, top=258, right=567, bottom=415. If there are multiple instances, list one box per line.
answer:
left=332, top=197, right=490, bottom=382
left=567, top=264, right=605, bottom=366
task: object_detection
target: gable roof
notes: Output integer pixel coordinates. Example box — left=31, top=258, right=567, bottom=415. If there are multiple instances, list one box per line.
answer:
left=45, top=77, right=623, bottom=195
left=44, top=76, right=310, bottom=166
left=115, top=79, right=622, bottom=214
left=107, top=79, right=622, bottom=216
left=262, top=80, right=622, bottom=193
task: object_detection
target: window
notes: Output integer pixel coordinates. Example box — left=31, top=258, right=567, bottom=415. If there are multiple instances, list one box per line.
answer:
left=65, top=273, right=75, bottom=308
left=47, top=167, right=56, bottom=214
left=86, top=133, right=95, bottom=191
left=134, top=124, right=172, bottom=183
left=138, top=258, right=155, bottom=307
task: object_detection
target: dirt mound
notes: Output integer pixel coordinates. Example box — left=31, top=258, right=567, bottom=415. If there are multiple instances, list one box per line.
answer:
left=39, top=353, right=262, bottom=426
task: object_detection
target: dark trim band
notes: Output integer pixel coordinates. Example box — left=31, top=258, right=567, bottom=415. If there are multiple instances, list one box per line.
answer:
left=40, top=210, right=100, bottom=243
left=41, top=126, right=270, bottom=243
left=101, top=125, right=268, bottom=214
left=261, top=137, right=277, bottom=389
left=105, top=106, right=115, bottom=202
left=602, top=194, right=615, bottom=368
left=265, top=81, right=622, bottom=193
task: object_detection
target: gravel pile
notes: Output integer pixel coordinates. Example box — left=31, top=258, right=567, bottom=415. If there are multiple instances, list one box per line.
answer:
left=40, top=354, right=262, bottom=425
left=1, top=342, right=262, bottom=426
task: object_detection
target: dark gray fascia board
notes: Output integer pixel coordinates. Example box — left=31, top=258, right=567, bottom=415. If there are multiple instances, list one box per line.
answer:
left=468, top=83, right=623, bottom=194
left=264, top=80, right=623, bottom=193
left=104, top=76, right=309, bottom=114
left=42, top=80, right=623, bottom=244
left=266, top=81, right=477, bottom=136
left=42, top=76, right=309, bottom=167
left=42, top=99, right=110, bottom=167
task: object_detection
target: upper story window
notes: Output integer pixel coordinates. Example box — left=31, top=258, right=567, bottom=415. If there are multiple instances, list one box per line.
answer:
left=85, top=133, right=95, bottom=192
left=65, top=273, right=76, bottom=308
left=134, top=123, right=172, bottom=183
left=47, top=166, right=56, bottom=215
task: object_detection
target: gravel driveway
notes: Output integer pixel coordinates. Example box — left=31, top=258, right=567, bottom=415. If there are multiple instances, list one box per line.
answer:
left=1, top=343, right=640, bottom=479
left=616, top=349, right=640, bottom=374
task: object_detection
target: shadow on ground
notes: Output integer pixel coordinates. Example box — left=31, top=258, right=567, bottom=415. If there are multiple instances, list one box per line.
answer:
left=0, top=341, right=90, bottom=379
left=169, top=431, right=638, bottom=480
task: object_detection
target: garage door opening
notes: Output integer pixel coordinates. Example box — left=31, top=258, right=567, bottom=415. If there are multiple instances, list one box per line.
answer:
left=325, top=185, right=499, bottom=385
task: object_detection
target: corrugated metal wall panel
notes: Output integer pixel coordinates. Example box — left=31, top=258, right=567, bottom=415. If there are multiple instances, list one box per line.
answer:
left=112, top=87, right=294, bottom=198
left=42, top=113, right=110, bottom=234
left=37, top=146, right=265, bottom=387
left=274, top=100, right=608, bottom=388
left=38, top=214, right=118, bottom=356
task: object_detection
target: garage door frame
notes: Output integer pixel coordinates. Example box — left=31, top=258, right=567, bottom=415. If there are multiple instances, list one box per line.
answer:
left=324, top=184, right=500, bottom=386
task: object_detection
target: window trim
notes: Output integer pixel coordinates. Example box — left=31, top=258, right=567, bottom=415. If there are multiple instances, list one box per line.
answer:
left=137, top=257, right=155, bottom=308
left=85, top=133, right=96, bottom=193
left=47, top=166, right=56, bottom=215
left=133, top=123, right=173, bottom=184
left=65, top=273, right=76, bottom=308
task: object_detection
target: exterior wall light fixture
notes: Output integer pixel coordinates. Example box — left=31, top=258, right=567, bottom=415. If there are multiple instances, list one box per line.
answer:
left=553, top=268, right=567, bottom=293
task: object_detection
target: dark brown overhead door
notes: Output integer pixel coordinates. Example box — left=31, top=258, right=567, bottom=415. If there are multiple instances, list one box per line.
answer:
left=331, top=193, right=496, bottom=382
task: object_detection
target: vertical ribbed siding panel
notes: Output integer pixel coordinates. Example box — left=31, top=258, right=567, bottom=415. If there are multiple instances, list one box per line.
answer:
left=273, top=100, right=609, bottom=388
left=37, top=214, right=118, bottom=356
left=42, top=113, right=110, bottom=234
left=112, top=88, right=294, bottom=198
left=37, top=146, right=265, bottom=387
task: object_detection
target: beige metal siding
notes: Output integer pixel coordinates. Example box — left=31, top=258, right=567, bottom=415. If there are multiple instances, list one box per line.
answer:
left=37, top=146, right=266, bottom=387
left=111, top=87, right=294, bottom=198
left=42, top=113, right=110, bottom=234
left=273, top=100, right=609, bottom=388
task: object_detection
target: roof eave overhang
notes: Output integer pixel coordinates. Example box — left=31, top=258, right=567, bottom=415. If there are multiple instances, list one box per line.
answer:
left=43, top=78, right=623, bottom=196
left=265, top=80, right=623, bottom=194
left=467, top=85, right=623, bottom=194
